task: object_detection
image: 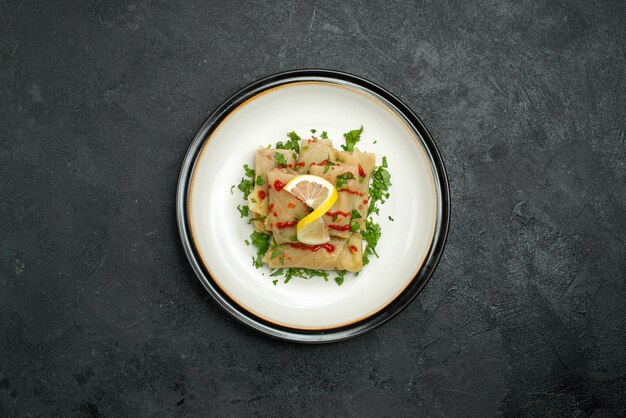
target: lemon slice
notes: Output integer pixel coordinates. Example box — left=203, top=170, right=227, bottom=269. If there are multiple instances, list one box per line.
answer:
left=284, top=175, right=336, bottom=208
left=284, top=175, right=337, bottom=245
left=296, top=217, right=329, bottom=245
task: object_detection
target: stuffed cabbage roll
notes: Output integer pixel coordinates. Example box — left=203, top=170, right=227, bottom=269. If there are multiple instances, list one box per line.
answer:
left=264, top=169, right=309, bottom=244
left=309, top=164, right=359, bottom=238
left=296, top=139, right=338, bottom=173
left=250, top=211, right=268, bottom=234
left=263, top=235, right=362, bottom=272
left=335, top=232, right=364, bottom=272
left=248, top=148, right=297, bottom=217
left=338, top=147, right=375, bottom=230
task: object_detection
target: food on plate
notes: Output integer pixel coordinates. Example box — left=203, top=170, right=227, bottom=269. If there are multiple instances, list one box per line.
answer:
left=234, top=127, right=391, bottom=285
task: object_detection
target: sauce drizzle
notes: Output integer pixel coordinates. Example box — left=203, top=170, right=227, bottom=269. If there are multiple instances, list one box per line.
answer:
left=326, top=210, right=351, bottom=217
left=274, top=180, right=286, bottom=191
left=339, top=189, right=360, bottom=195
left=329, top=224, right=351, bottom=231
left=290, top=242, right=335, bottom=253
left=275, top=220, right=297, bottom=229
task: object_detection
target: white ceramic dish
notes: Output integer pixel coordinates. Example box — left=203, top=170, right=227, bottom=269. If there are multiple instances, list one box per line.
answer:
left=177, top=70, right=449, bottom=342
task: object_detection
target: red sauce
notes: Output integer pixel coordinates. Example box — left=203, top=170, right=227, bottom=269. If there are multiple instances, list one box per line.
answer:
left=309, top=159, right=340, bottom=167
left=257, top=190, right=266, bottom=200
left=358, top=164, right=366, bottom=177
left=275, top=220, right=297, bottom=229
left=268, top=184, right=272, bottom=189
left=274, top=180, right=285, bottom=191
left=273, top=212, right=278, bottom=217
left=326, top=210, right=350, bottom=217
left=290, top=242, right=335, bottom=253
left=329, top=224, right=351, bottom=231
left=349, top=245, right=358, bottom=253
left=339, top=189, right=360, bottom=195
left=268, top=204, right=274, bottom=212
left=363, top=199, right=368, bottom=204
left=287, top=202, right=296, bottom=208
left=296, top=162, right=305, bottom=167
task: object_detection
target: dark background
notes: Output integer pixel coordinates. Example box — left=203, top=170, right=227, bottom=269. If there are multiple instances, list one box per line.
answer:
left=1, top=0, right=624, bottom=416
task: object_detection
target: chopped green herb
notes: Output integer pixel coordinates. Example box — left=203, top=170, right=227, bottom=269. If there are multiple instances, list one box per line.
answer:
left=243, top=164, right=255, bottom=178
left=373, top=140, right=377, bottom=144
left=323, top=158, right=335, bottom=174
left=350, top=220, right=360, bottom=232
left=270, top=269, right=284, bottom=277
left=237, top=178, right=254, bottom=199
left=250, top=197, right=257, bottom=203
left=244, top=239, right=250, bottom=246
left=289, top=235, right=298, bottom=242
left=388, top=216, right=394, bottom=221
left=276, top=268, right=330, bottom=283
left=382, top=156, right=388, bottom=168
left=247, top=216, right=265, bottom=224
left=272, top=280, right=278, bottom=285
left=361, top=220, right=382, bottom=265
left=336, top=172, right=355, bottom=190
left=321, top=131, right=328, bottom=139
left=286, top=131, right=301, bottom=149
left=276, top=131, right=301, bottom=153
left=250, top=231, right=270, bottom=268
left=332, top=214, right=338, bottom=222
left=341, top=126, right=363, bottom=152
left=367, top=158, right=392, bottom=217
left=237, top=205, right=249, bottom=218
left=279, top=257, right=285, bottom=265
left=237, top=164, right=256, bottom=199
left=351, top=209, right=362, bottom=219
left=230, top=185, right=235, bottom=194
left=256, top=175, right=264, bottom=186
left=301, top=145, right=309, bottom=152
left=274, top=152, right=287, bottom=168
left=270, top=248, right=283, bottom=260
left=311, top=129, right=317, bottom=133
left=335, top=271, right=345, bottom=286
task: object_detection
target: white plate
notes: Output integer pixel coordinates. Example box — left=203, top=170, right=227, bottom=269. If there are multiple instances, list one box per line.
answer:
left=178, top=71, right=449, bottom=342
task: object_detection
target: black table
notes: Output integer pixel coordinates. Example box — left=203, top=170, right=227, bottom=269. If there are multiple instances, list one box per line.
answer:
left=1, top=1, right=624, bottom=416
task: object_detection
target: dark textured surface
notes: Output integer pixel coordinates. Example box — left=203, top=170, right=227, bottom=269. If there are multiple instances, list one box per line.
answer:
left=1, top=0, right=625, bottom=416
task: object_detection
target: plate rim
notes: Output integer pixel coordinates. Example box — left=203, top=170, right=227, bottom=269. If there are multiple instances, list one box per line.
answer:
left=176, top=69, right=450, bottom=343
